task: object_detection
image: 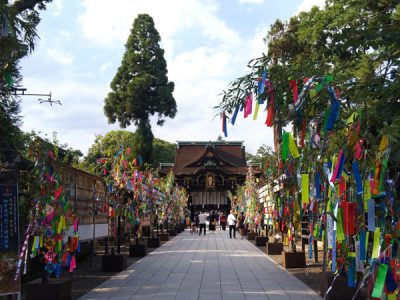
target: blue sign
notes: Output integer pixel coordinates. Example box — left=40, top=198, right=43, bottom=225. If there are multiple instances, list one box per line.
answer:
left=0, top=185, right=18, bottom=250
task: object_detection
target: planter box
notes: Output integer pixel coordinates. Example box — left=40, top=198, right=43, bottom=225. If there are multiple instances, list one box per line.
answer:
left=282, top=251, right=306, bottom=268
left=158, top=233, right=169, bottom=241
left=255, top=236, right=269, bottom=246
left=147, top=237, right=160, bottom=248
left=101, top=254, right=127, bottom=272
left=26, top=278, right=72, bottom=300
left=322, top=272, right=367, bottom=299
left=266, top=242, right=283, bottom=255
left=168, top=229, right=177, bottom=236
left=247, top=232, right=256, bottom=240
left=176, top=226, right=182, bottom=233
left=129, top=243, right=148, bottom=257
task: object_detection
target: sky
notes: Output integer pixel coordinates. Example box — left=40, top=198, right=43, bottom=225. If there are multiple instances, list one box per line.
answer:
left=19, top=0, right=324, bottom=156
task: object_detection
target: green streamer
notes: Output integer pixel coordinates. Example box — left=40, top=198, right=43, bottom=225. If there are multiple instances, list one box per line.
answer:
left=371, top=263, right=388, bottom=298
left=324, top=74, right=334, bottom=84
left=315, top=82, right=324, bottom=93
left=282, top=132, right=289, bottom=161
left=336, top=208, right=345, bottom=241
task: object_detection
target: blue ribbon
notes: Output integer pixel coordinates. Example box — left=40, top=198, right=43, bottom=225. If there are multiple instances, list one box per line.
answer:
left=332, top=230, right=337, bottom=272
left=359, top=230, right=366, bottom=260
left=316, top=172, right=321, bottom=199
left=386, top=264, right=398, bottom=292
left=348, top=257, right=356, bottom=288
left=325, top=87, right=340, bottom=131
left=231, top=105, right=240, bottom=126
left=352, top=161, right=363, bottom=195
left=223, top=114, right=228, bottom=137
left=257, top=70, right=267, bottom=104
left=368, top=199, right=376, bottom=231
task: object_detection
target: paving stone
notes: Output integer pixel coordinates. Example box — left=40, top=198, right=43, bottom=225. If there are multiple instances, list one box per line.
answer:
left=78, top=230, right=321, bottom=300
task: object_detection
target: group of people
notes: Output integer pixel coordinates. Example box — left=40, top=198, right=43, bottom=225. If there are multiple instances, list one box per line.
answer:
left=189, top=210, right=221, bottom=235
left=188, top=210, right=248, bottom=239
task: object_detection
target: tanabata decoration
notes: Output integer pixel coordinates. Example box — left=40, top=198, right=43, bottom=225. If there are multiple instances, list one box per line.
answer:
left=21, top=137, right=80, bottom=281
left=218, top=69, right=400, bottom=299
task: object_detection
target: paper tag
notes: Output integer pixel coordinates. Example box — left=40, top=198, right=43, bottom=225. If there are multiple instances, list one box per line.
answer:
left=371, top=263, right=388, bottom=298
left=368, top=199, right=376, bottom=231
left=301, top=174, right=309, bottom=204
left=372, top=227, right=381, bottom=259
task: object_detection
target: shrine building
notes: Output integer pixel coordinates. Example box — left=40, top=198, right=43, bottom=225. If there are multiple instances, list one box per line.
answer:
left=159, top=141, right=262, bottom=215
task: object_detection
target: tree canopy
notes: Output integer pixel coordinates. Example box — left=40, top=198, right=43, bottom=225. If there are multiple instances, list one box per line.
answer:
left=1, top=0, right=52, bottom=151
left=104, top=14, right=176, bottom=164
left=80, top=130, right=175, bottom=176
left=218, top=0, right=400, bottom=178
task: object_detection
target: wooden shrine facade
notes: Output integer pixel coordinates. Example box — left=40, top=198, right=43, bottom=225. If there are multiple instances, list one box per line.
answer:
left=159, top=141, right=262, bottom=213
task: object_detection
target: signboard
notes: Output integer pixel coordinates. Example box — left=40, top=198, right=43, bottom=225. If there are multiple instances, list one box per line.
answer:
left=0, top=184, right=20, bottom=295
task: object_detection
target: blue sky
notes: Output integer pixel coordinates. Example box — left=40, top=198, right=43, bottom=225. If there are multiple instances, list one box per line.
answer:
left=19, top=0, right=324, bottom=155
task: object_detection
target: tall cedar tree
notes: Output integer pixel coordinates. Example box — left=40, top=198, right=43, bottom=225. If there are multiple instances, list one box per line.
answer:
left=104, top=14, right=176, bottom=164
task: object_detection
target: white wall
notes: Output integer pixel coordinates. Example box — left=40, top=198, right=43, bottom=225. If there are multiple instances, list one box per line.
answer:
left=64, top=223, right=108, bottom=242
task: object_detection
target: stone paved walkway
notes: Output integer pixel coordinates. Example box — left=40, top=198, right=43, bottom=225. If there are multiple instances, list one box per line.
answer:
left=80, top=230, right=322, bottom=300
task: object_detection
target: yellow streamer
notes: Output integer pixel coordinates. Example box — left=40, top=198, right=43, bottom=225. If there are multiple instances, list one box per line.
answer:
left=288, top=133, right=300, bottom=158
left=301, top=174, right=309, bottom=204
left=253, top=101, right=259, bottom=120
left=372, top=228, right=381, bottom=258
left=379, top=135, right=388, bottom=152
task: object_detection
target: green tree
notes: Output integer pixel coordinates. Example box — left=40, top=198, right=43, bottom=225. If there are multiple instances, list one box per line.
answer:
left=80, top=130, right=175, bottom=175
left=1, top=0, right=52, bottom=152
left=218, top=0, right=400, bottom=177
left=104, top=14, right=177, bottom=164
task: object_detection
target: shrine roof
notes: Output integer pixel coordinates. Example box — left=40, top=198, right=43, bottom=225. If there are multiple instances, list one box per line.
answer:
left=172, top=141, right=248, bottom=175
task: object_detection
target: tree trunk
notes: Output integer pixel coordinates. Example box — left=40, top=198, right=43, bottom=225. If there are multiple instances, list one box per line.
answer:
left=137, top=118, right=154, bottom=164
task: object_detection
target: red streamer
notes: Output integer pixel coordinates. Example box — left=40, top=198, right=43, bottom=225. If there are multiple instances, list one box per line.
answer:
left=289, top=79, right=298, bottom=103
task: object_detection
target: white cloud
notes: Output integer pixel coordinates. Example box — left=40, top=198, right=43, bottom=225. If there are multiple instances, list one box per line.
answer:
left=77, top=0, right=241, bottom=55
left=99, top=62, right=113, bottom=73
left=239, top=0, right=264, bottom=4
left=51, top=0, right=64, bottom=16
left=45, top=48, right=73, bottom=65
left=297, top=0, right=325, bottom=14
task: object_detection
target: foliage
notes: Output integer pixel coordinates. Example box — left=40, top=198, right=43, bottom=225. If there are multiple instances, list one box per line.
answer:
left=80, top=130, right=175, bottom=175
left=104, top=14, right=176, bottom=163
left=0, top=0, right=52, bottom=150
left=217, top=0, right=400, bottom=176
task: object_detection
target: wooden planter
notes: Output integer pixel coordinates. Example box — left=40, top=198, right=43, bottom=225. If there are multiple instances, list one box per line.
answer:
left=282, top=251, right=306, bottom=268
left=168, top=229, right=177, bottom=236
left=129, top=243, right=148, bottom=257
left=147, top=237, right=160, bottom=248
left=266, top=242, right=283, bottom=255
left=158, top=233, right=169, bottom=241
left=255, top=236, right=268, bottom=246
left=26, top=278, right=72, bottom=300
left=101, top=254, right=127, bottom=272
left=247, top=232, right=256, bottom=240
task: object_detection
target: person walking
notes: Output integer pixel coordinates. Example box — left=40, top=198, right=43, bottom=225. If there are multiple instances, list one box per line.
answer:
left=227, top=210, right=237, bottom=239
left=220, top=213, right=227, bottom=230
left=198, top=211, right=207, bottom=236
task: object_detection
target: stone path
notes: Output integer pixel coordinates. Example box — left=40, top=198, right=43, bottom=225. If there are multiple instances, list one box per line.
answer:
left=80, top=230, right=322, bottom=300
